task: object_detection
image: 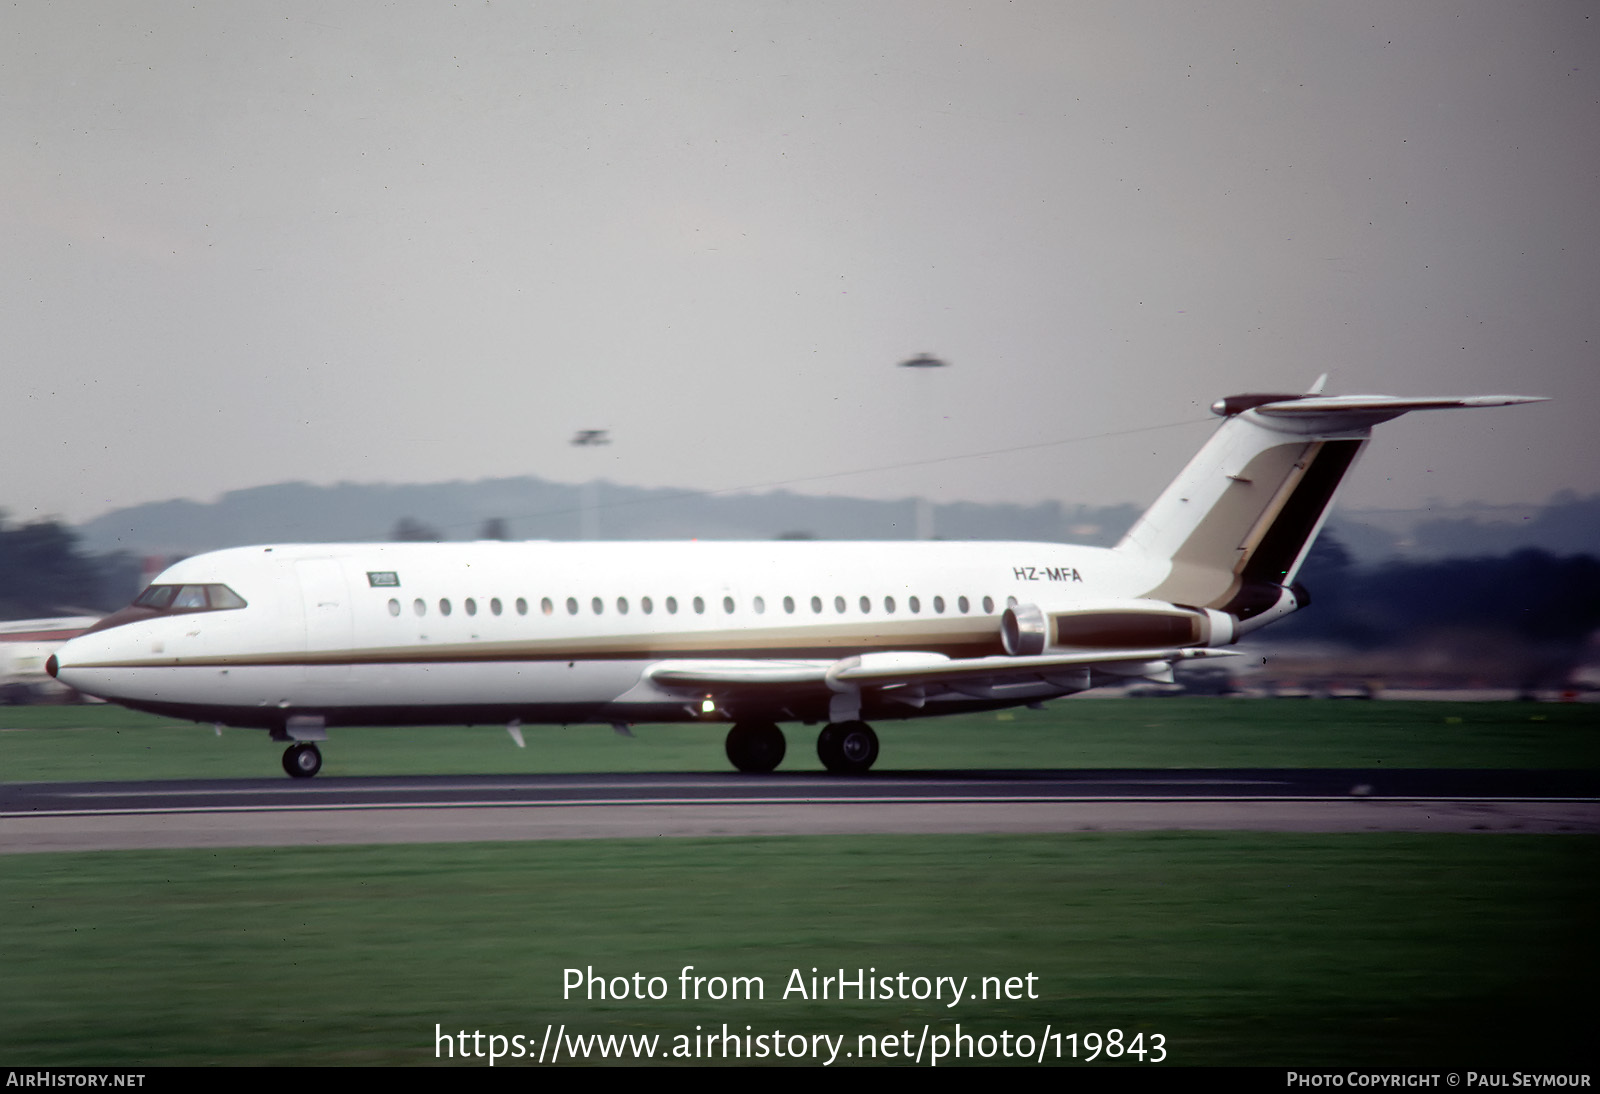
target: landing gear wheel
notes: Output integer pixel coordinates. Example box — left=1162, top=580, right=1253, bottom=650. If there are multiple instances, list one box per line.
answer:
left=283, top=742, right=323, bottom=779
left=817, top=721, right=879, bottom=774
left=725, top=721, right=786, bottom=773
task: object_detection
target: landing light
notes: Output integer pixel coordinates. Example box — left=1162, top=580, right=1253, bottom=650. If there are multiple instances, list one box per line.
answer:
left=700, top=698, right=716, bottom=714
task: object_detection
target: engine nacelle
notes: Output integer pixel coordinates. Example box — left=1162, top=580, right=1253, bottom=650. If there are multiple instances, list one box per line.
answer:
left=1002, top=599, right=1235, bottom=655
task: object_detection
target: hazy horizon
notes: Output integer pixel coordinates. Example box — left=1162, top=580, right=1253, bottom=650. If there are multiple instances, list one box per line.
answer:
left=6, top=3, right=1595, bottom=524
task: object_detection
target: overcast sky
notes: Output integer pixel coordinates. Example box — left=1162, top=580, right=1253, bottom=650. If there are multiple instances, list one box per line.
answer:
left=4, top=2, right=1596, bottom=526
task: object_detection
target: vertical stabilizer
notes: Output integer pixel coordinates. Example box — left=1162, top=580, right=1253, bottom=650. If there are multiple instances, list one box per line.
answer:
left=1119, top=390, right=1544, bottom=623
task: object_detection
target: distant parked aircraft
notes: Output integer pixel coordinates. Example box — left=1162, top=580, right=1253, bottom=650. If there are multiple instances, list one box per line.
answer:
left=2, top=615, right=100, bottom=702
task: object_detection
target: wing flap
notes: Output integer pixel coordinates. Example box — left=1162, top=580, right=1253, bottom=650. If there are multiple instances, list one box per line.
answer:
left=647, top=660, right=833, bottom=689
left=830, top=647, right=1235, bottom=687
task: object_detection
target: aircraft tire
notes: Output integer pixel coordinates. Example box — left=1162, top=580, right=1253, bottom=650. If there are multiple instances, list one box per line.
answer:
left=725, top=721, right=785, bottom=773
left=283, top=742, right=323, bottom=779
left=817, top=721, right=878, bottom=774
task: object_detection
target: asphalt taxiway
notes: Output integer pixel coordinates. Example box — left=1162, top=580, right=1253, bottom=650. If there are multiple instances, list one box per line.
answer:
left=2, top=769, right=1596, bottom=852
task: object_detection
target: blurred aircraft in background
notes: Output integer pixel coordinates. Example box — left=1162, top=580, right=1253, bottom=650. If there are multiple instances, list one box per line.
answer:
left=1, top=615, right=100, bottom=703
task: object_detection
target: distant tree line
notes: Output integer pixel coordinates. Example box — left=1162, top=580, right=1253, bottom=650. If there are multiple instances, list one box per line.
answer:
left=387, top=517, right=509, bottom=541
left=0, top=511, right=525, bottom=618
left=1270, top=533, right=1600, bottom=686
left=0, top=511, right=526, bottom=619
left=0, top=514, right=140, bottom=617
left=1282, top=535, right=1600, bottom=647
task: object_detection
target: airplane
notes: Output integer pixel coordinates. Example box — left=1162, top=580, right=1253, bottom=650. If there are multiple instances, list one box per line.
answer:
left=1, top=615, right=101, bottom=703
left=47, top=385, right=1543, bottom=778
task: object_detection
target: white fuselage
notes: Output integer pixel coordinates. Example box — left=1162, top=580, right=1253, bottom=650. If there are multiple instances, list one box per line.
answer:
left=49, top=387, right=1543, bottom=775
left=52, top=539, right=1170, bottom=730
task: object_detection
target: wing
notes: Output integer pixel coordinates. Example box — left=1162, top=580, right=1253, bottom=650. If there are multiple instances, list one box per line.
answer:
left=646, top=647, right=1238, bottom=720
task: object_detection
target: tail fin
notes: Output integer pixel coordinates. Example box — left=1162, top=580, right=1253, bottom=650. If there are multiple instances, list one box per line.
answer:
left=1120, top=389, right=1544, bottom=625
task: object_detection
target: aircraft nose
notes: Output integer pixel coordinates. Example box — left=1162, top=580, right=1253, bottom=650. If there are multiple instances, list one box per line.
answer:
left=46, top=654, right=58, bottom=679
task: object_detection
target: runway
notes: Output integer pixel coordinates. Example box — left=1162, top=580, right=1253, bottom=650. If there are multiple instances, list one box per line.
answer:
left=3, top=769, right=1596, bottom=851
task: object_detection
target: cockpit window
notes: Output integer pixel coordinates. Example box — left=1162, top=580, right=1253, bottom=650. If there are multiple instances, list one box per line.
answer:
left=172, top=586, right=208, bottom=610
left=134, top=585, right=178, bottom=610
left=132, top=584, right=249, bottom=613
left=208, top=585, right=248, bottom=609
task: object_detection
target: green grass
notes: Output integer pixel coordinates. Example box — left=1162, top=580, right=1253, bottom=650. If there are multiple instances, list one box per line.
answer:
left=0, top=834, right=1592, bottom=1066
left=2, top=699, right=1596, bottom=781
left=5, top=702, right=1592, bottom=1066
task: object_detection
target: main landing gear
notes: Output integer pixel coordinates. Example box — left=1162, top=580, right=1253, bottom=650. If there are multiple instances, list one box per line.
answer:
left=282, top=742, right=323, bottom=779
left=724, top=720, right=881, bottom=775
left=816, top=721, right=879, bottom=775
left=725, top=721, right=786, bottom=773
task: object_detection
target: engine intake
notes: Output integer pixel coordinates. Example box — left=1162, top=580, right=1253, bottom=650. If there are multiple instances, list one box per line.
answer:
left=1000, top=604, right=1048, bottom=656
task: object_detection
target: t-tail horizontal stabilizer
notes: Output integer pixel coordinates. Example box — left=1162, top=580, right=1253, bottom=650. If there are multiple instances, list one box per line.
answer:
left=1244, top=393, right=1547, bottom=428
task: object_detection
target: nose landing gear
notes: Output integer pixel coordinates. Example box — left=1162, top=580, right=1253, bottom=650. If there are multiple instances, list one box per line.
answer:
left=283, top=742, right=323, bottom=779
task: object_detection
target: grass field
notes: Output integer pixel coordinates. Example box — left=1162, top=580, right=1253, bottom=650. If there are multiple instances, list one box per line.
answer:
left=2, top=698, right=1597, bottom=781
left=0, top=834, right=1593, bottom=1067
left=3, top=699, right=1595, bottom=1068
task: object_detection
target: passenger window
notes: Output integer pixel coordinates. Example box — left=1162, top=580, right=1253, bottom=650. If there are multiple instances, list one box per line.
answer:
left=834, top=596, right=846, bottom=614
left=490, top=598, right=503, bottom=615
left=566, top=598, right=579, bottom=615
left=958, top=596, right=970, bottom=614
left=783, top=596, right=795, bottom=614
left=859, top=596, right=871, bottom=614
left=414, top=599, right=427, bottom=616
left=723, top=596, right=735, bottom=614
left=465, top=598, right=478, bottom=616
left=693, top=597, right=705, bottom=614
left=617, top=597, right=629, bottom=614
left=1006, top=596, right=1017, bottom=608
left=388, top=598, right=401, bottom=617
left=909, top=596, right=921, bottom=614
left=592, top=597, right=604, bottom=615
left=753, top=596, right=765, bottom=614
left=811, top=596, right=822, bottom=614
left=666, top=596, right=678, bottom=614
left=642, top=597, right=653, bottom=614
left=982, top=596, right=994, bottom=614
left=440, top=598, right=452, bottom=616
left=884, top=596, right=895, bottom=614
left=539, top=598, right=551, bottom=615
left=933, top=596, right=946, bottom=614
